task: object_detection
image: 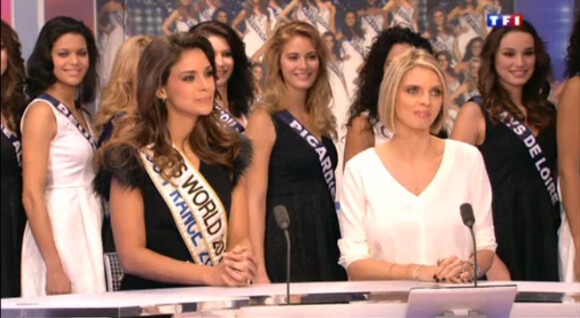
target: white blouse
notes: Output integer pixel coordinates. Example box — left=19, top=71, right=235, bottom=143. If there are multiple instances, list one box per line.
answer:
left=338, top=139, right=496, bottom=270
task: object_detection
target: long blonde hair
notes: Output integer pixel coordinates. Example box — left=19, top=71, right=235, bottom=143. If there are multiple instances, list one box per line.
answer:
left=256, top=21, right=336, bottom=139
left=94, top=35, right=154, bottom=137
left=378, top=48, right=449, bottom=134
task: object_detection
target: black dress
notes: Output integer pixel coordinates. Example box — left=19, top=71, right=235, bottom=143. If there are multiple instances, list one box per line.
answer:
left=265, top=114, right=347, bottom=283
left=478, top=107, right=559, bottom=281
left=94, top=140, right=251, bottom=290
left=1, top=133, right=26, bottom=298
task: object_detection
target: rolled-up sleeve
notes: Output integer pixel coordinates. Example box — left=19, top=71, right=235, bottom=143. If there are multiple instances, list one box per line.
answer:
left=337, top=160, right=371, bottom=269
left=470, top=150, right=497, bottom=253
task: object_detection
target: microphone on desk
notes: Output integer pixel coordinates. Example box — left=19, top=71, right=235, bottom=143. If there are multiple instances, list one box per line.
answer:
left=273, top=205, right=291, bottom=304
left=460, top=203, right=479, bottom=287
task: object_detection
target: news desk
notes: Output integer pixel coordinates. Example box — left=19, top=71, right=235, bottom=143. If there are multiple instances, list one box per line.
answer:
left=2, top=281, right=579, bottom=317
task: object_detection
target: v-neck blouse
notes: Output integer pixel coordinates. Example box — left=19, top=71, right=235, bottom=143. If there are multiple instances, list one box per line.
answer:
left=338, top=139, right=497, bottom=269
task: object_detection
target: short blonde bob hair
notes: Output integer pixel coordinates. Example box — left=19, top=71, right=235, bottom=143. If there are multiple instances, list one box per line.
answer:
left=377, top=48, right=448, bottom=135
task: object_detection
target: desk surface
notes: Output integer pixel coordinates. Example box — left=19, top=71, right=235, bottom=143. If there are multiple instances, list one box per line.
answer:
left=2, top=281, right=579, bottom=317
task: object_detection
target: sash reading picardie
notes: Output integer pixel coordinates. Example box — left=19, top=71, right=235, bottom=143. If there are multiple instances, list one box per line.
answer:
left=214, top=103, right=245, bottom=133
left=37, top=94, right=97, bottom=150
left=1, top=123, right=21, bottom=166
left=139, top=146, right=228, bottom=265
left=276, top=111, right=336, bottom=200
left=470, top=96, right=559, bottom=206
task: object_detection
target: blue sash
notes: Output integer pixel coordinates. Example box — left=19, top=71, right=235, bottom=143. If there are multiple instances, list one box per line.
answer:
left=471, top=96, right=559, bottom=206
left=363, top=14, right=381, bottom=33
left=214, top=103, right=245, bottom=133
left=276, top=111, right=336, bottom=200
left=1, top=123, right=21, bottom=166
left=38, top=93, right=97, bottom=150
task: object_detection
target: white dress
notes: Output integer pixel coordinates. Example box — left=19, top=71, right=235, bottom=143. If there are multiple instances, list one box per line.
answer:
left=342, top=36, right=365, bottom=99
left=327, top=60, right=351, bottom=202
left=100, top=11, right=129, bottom=85
left=457, top=12, right=484, bottom=58
left=338, top=139, right=496, bottom=269
left=297, top=5, right=331, bottom=35
left=268, top=6, right=282, bottom=32
left=361, top=13, right=384, bottom=49
left=175, top=16, right=198, bottom=33
left=198, top=6, right=215, bottom=22
left=20, top=96, right=105, bottom=297
left=244, top=13, right=269, bottom=58
left=390, top=6, right=415, bottom=32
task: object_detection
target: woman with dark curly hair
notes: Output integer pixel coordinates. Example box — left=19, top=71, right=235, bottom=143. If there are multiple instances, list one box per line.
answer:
left=557, top=16, right=580, bottom=282
left=191, top=21, right=254, bottom=133
left=94, top=33, right=255, bottom=290
left=1, top=19, right=27, bottom=298
left=453, top=20, right=559, bottom=281
left=344, top=27, right=432, bottom=164
left=423, top=7, right=457, bottom=63
left=21, top=16, right=105, bottom=296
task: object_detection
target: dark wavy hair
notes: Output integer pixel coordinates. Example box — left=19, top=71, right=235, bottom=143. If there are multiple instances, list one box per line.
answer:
left=479, top=19, right=555, bottom=130
left=322, top=31, right=344, bottom=60
left=245, top=0, right=270, bottom=21
left=428, top=7, right=454, bottom=39
left=341, top=9, right=364, bottom=41
left=436, top=50, right=458, bottom=77
left=462, top=36, right=484, bottom=62
left=26, top=16, right=99, bottom=105
left=190, top=21, right=253, bottom=117
left=565, top=16, right=580, bottom=77
left=1, top=20, right=26, bottom=135
left=211, top=7, right=230, bottom=25
left=97, top=33, right=244, bottom=183
left=348, top=26, right=432, bottom=127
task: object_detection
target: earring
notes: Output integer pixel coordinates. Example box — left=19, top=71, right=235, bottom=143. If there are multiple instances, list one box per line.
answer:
left=159, top=97, right=166, bottom=106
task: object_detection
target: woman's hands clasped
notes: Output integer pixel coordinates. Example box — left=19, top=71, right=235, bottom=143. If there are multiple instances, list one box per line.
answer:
left=213, top=245, right=257, bottom=287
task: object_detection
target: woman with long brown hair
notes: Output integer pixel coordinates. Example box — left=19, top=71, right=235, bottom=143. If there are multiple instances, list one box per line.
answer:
left=1, top=19, right=27, bottom=298
left=453, top=20, right=559, bottom=281
left=94, top=33, right=255, bottom=290
left=245, top=21, right=346, bottom=283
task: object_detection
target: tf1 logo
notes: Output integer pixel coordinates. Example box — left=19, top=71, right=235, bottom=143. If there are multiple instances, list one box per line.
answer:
left=487, top=14, right=524, bottom=27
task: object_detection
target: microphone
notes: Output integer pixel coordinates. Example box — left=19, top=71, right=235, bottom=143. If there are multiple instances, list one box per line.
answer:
left=273, top=205, right=291, bottom=304
left=460, top=203, right=479, bottom=287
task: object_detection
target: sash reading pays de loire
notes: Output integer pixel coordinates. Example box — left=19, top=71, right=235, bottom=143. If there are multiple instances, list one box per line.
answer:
left=139, top=146, right=228, bottom=265
left=1, top=123, right=21, bottom=166
left=276, top=111, right=336, bottom=200
left=215, top=103, right=245, bottom=133
left=37, top=93, right=98, bottom=150
left=470, top=97, right=559, bottom=206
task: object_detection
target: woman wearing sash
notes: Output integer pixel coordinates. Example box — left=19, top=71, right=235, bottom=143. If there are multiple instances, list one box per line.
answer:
left=435, top=51, right=461, bottom=134
left=198, top=0, right=222, bottom=23
left=281, top=0, right=336, bottom=35
left=455, top=36, right=483, bottom=74
left=232, top=0, right=271, bottom=62
left=344, top=27, right=432, bottom=164
left=98, top=0, right=130, bottom=85
left=191, top=21, right=253, bottom=133
left=338, top=10, right=365, bottom=100
left=382, top=0, right=419, bottom=33
left=212, top=7, right=230, bottom=25
left=557, top=17, right=580, bottom=282
left=422, top=7, right=458, bottom=66
left=246, top=21, right=347, bottom=283
left=358, top=0, right=388, bottom=50
left=252, top=62, right=266, bottom=102
left=1, top=20, right=27, bottom=298
left=448, top=0, right=486, bottom=59
left=339, top=49, right=496, bottom=283
left=95, top=35, right=154, bottom=147
left=94, top=33, right=255, bottom=289
left=21, top=17, right=105, bottom=296
left=162, top=0, right=199, bottom=35
left=452, top=20, right=559, bottom=281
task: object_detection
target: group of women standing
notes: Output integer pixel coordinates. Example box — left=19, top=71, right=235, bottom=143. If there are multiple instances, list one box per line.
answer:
left=1, top=6, right=579, bottom=299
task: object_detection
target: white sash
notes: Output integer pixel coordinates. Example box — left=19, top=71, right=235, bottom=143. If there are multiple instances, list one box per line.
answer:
left=139, top=146, right=228, bottom=265
left=1, top=123, right=21, bottom=166
left=248, top=15, right=268, bottom=42
left=363, top=14, right=381, bottom=33
left=463, top=12, right=483, bottom=37
left=214, top=103, right=245, bottom=133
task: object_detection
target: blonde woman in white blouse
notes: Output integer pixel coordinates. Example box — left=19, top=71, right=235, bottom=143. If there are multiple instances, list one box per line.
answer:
left=338, top=48, right=496, bottom=283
